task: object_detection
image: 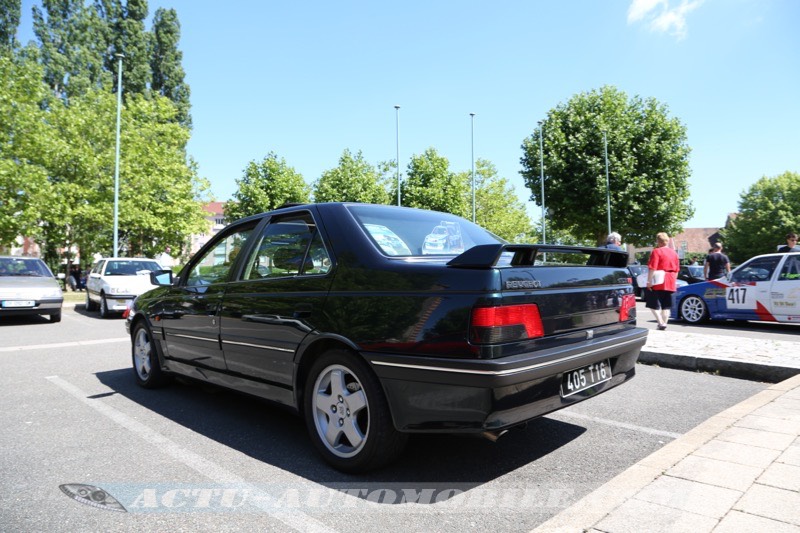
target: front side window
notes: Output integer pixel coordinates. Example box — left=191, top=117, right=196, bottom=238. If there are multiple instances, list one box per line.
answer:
left=731, top=256, right=782, bottom=283
left=242, top=212, right=329, bottom=280
left=186, top=223, right=255, bottom=286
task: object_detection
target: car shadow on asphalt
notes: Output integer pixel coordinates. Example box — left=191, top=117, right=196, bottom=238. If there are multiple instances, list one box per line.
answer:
left=94, top=367, right=587, bottom=503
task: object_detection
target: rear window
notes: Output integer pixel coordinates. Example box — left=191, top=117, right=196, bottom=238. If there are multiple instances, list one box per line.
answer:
left=347, top=205, right=503, bottom=257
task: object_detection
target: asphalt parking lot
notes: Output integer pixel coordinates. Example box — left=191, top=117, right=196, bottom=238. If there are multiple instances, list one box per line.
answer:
left=0, top=306, right=775, bottom=532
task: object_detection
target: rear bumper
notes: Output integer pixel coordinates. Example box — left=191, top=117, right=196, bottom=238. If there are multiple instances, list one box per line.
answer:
left=364, top=327, right=647, bottom=432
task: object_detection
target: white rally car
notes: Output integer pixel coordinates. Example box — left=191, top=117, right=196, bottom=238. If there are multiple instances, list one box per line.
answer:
left=85, top=257, right=165, bottom=318
left=671, top=252, right=800, bottom=324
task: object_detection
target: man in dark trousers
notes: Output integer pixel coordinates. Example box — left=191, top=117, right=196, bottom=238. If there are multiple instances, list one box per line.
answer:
left=704, top=242, right=731, bottom=280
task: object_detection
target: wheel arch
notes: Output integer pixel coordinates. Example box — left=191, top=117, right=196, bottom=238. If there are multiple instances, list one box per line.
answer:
left=130, top=314, right=168, bottom=367
left=678, top=293, right=710, bottom=323
left=294, top=336, right=366, bottom=416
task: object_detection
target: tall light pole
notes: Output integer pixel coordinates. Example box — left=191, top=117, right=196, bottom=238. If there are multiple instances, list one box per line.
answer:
left=538, top=121, right=546, bottom=244
left=394, top=105, right=400, bottom=206
left=113, top=53, right=124, bottom=257
left=470, top=113, right=476, bottom=222
left=603, top=130, right=611, bottom=236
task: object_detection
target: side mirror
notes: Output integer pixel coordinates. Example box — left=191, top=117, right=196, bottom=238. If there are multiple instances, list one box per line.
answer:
left=150, top=269, right=174, bottom=286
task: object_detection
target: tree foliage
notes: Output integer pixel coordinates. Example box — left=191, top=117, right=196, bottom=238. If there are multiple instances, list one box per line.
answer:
left=151, top=7, right=191, bottom=128
left=31, top=0, right=189, bottom=119
left=225, top=153, right=311, bottom=221
left=723, top=171, right=800, bottom=263
left=0, top=55, right=52, bottom=247
left=33, top=0, right=111, bottom=99
left=520, top=85, right=693, bottom=246
left=1, top=1, right=202, bottom=264
left=110, top=0, right=151, bottom=95
left=0, top=0, right=21, bottom=49
left=313, top=149, right=391, bottom=204
left=402, top=148, right=470, bottom=218
left=468, top=159, right=531, bottom=242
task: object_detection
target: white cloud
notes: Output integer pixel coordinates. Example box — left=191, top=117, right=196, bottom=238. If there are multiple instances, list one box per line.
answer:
left=627, top=0, right=667, bottom=23
left=627, top=0, right=704, bottom=40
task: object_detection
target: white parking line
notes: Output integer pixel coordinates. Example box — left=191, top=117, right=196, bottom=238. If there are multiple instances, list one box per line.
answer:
left=46, top=375, right=339, bottom=533
left=0, top=338, right=129, bottom=352
left=551, top=410, right=682, bottom=439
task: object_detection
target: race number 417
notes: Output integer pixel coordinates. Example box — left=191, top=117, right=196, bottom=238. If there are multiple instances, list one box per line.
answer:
left=726, top=287, right=751, bottom=309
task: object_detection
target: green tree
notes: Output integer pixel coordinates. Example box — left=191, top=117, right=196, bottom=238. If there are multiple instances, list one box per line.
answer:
left=32, top=0, right=111, bottom=99
left=723, top=171, right=800, bottom=263
left=464, top=159, right=531, bottom=242
left=313, top=149, right=391, bottom=204
left=108, top=0, right=151, bottom=95
left=32, top=87, right=208, bottom=260
left=0, top=0, right=21, bottom=49
left=225, top=152, right=311, bottom=221
left=402, top=148, right=469, bottom=217
left=116, top=93, right=208, bottom=256
left=520, top=85, right=693, bottom=247
left=150, top=7, right=191, bottom=128
left=0, top=54, right=52, bottom=249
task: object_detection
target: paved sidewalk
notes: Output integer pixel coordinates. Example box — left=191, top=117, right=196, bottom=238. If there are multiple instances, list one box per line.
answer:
left=640, top=328, right=800, bottom=382
left=535, top=328, right=800, bottom=533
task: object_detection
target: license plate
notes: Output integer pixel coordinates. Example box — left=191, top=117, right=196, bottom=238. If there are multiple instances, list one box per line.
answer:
left=2, top=300, right=35, bottom=308
left=561, top=359, right=612, bottom=397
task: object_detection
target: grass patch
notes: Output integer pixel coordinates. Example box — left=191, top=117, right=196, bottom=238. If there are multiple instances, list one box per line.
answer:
left=62, top=291, right=85, bottom=303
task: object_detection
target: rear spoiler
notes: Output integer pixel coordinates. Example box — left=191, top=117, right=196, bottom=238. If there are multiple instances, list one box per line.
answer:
left=447, top=244, right=629, bottom=269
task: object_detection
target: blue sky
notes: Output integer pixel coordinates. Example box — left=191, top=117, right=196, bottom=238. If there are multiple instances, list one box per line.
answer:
left=17, top=0, right=800, bottom=230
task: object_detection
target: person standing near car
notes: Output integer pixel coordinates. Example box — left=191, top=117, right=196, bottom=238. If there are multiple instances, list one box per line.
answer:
left=646, top=232, right=680, bottom=330
left=604, top=232, right=623, bottom=251
left=704, top=242, right=731, bottom=280
left=777, top=232, right=798, bottom=253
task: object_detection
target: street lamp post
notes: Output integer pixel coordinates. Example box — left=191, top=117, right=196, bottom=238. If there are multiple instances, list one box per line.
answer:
left=603, top=130, right=611, bottom=236
left=470, top=113, right=475, bottom=223
left=394, top=105, right=400, bottom=206
left=113, top=53, right=124, bottom=257
left=539, top=121, right=546, bottom=244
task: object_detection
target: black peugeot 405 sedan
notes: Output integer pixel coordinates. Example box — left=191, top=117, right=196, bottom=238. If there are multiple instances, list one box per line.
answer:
left=126, top=203, right=647, bottom=472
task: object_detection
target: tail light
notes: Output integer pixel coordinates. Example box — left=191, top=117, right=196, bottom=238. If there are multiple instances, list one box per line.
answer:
left=619, top=294, right=636, bottom=321
left=470, top=304, right=544, bottom=344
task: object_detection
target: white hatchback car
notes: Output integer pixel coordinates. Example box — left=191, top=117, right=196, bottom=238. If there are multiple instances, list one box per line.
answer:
left=85, top=258, right=165, bottom=318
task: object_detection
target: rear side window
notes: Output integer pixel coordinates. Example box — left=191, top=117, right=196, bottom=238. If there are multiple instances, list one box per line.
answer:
left=778, top=255, right=800, bottom=281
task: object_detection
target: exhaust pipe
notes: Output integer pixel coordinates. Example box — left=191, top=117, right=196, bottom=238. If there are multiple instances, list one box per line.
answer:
left=481, top=429, right=508, bottom=442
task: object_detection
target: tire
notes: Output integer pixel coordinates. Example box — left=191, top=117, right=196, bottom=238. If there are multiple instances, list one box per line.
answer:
left=49, top=311, right=62, bottom=323
left=99, top=294, right=110, bottom=318
left=132, top=321, right=171, bottom=389
left=85, top=291, right=98, bottom=312
left=680, top=295, right=709, bottom=324
left=304, top=349, right=407, bottom=473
